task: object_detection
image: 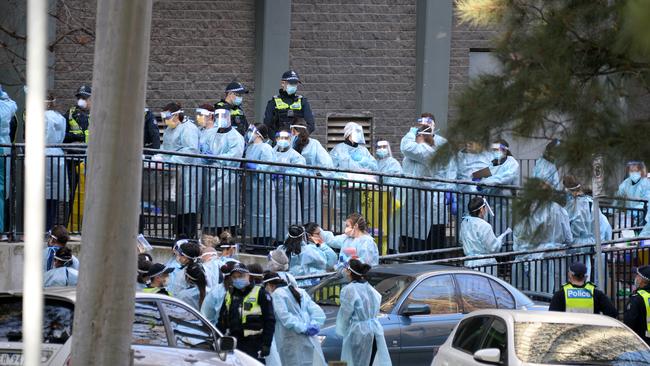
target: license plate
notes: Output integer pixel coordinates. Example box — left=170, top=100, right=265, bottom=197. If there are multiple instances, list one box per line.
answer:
left=0, top=353, right=22, bottom=366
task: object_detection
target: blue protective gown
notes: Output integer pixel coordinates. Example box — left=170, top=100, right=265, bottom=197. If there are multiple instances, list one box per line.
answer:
left=273, top=147, right=306, bottom=241
left=456, top=150, right=492, bottom=193
left=244, top=142, right=276, bottom=239
left=45, top=110, right=67, bottom=201
left=201, top=283, right=227, bottom=326
left=202, top=259, right=222, bottom=289
left=278, top=242, right=327, bottom=286
left=200, top=126, right=244, bottom=228
left=176, top=286, right=201, bottom=310
left=459, top=216, right=505, bottom=271
left=531, top=157, right=561, bottom=191
left=481, top=156, right=520, bottom=235
left=165, top=256, right=187, bottom=296
left=161, top=118, right=200, bottom=214
left=299, top=138, right=334, bottom=225
left=330, top=233, right=379, bottom=267
left=43, top=246, right=79, bottom=272
left=615, top=177, right=650, bottom=227
left=43, top=267, right=78, bottom=287
left=330, top=142, right=378, bottom=230
left=400, top=132, right=447, bottom=239
left=376, top=156, right=403, bottom=251
left=0, top=90, right=17, bottom=231
left=270, top=285, right=327, bottom=366
left=336, top=281, right=391, bottom=366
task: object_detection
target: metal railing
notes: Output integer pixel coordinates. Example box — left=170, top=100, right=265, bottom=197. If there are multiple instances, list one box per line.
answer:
left=3, top=144, right=647, bottom=255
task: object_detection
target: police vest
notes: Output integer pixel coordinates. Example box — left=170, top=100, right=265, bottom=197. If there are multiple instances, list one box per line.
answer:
left=638, top=290, right=650, bottom=337
left=142, top=287, right=172, bottom=296
left=563, top=282, right=595, bottom=314
left=67, top=106, right=90, bottom=143
left=273, top=96, right=303, bottom=111
left=216, top=101, right=243, bottom=117
left=225, top=285, right=263, bottom=337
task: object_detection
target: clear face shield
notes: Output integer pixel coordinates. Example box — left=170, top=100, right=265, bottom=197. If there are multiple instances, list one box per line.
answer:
left=376, top=140, right=392, bottom=159
left=214, top=108, right=231, bottom=129
left=276, top=131, right=292, bottom=150
left=195, top=108, right=214, bottom=127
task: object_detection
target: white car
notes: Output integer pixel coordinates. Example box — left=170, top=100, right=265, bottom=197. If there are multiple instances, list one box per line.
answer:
left=0, top=288, right=262, bottom=366
left=432, top=309, right=650, bottom=366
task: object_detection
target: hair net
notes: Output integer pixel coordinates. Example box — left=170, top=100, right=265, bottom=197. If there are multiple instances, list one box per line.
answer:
left=343, top=122, right=365, bottom=145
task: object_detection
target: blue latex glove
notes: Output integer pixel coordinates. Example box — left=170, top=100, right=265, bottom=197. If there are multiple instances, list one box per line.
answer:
left=351, top=150, right=363, bottom=162
left=304, top=325, right=320, bottom=336
left=245, top=162, right=258, bottom=170
left=409, top=127, right=419, bottom=136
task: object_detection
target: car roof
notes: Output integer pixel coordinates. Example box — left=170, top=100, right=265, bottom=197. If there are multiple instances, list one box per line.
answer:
left=370, top=263, right=465, bottom=277
left=1, top=288, right=173, bottom=304
left=467, top=309, right=625, bottom=327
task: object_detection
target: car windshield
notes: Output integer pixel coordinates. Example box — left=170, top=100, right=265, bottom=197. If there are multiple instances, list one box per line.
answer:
left=0, top=296, right=74, bottom=345
left=515, top=322, right=650, bottom=365
left=308, top=272, right=414, bottom=313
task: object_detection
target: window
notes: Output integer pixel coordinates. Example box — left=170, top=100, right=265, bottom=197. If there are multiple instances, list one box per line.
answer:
left=482, top=318, right=508, bottom=363
left=132, top=301, right=167, bottom=346
left=490, top=279, right=516, bottom=309
left=456, top=274, right=497, bottom=313
left=452, top=316, right=493, bottom=354
left=161, top=301, right=215, bottom=350
left=326, top=113, right=373, bottom=151
left=0, top=297, right=74, bottom=345
left=401, top=275, right=459, bottom=315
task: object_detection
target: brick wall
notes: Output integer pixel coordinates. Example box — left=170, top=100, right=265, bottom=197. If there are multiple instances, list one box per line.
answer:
left=288, top=0, right=417, bottom=155
left=53, top=0, right=257, bottom=119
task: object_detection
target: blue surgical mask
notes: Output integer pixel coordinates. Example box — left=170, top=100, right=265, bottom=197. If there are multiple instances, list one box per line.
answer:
left=286, top=85, right=298, bottom=95
left=277, top=140, right=290, bottom=150
left=232, top=278, right=249, bottom=290
left=376, top=149, right=388, bottom=159
left=630, top=171, right=642, bottom=183
left=492, top=151, right=502, bottom=161
left=216, top=117, right=229, bottom=129
left=291, top=135, right=297, bottom=147
left=234, top=96, right=243, bottom=106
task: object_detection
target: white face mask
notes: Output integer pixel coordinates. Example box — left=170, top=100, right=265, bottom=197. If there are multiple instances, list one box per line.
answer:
left=77, top=98, right=88, bottom=109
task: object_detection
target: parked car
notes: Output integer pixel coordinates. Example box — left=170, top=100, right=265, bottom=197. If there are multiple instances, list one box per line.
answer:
left=0, top=288, right=262, bottom=366
left=307, top=264, right=546, bottom=365
left=432, top=309, right=650, bottom=366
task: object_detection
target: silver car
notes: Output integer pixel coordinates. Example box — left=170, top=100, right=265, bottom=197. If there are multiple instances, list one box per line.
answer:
left=0, top=288, right=262, bottom=366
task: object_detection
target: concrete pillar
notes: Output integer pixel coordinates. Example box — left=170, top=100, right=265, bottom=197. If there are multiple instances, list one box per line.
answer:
left=70, top=0, right=153, bottom=364
left=254, top=0, right=292, bottom=122
left=415, top=0, right=453, bottom=131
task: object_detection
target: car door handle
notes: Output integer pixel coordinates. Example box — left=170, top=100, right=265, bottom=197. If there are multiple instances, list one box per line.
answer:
left=133, top=352, right=145, bottom=360
left=184, top=356, right=198, bottom=363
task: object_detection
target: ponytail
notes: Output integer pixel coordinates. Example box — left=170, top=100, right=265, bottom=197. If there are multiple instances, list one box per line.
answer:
left=288, top=284, right=302, bottom=306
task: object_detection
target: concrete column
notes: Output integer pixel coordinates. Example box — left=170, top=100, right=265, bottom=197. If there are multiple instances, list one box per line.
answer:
left=70, top=0, right=153, bottom=364
left=254, top=0, right=292, bottom=122
left=415, top=0, right=453, bottom=131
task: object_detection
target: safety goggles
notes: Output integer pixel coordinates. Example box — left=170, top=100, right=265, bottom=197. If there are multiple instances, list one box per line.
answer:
left=195, top=108, right=214, bottom=116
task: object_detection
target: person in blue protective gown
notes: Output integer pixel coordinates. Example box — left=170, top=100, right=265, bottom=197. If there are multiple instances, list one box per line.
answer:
left=456, top=141, right=492, bottom=194
left=153, top=102, right=200, bottom=238
left=512, top=182, right=573, bottom=293
left=291, top=118, right=334, bottom=225
left=329, top=213, right=379, bottom=267
left=137, top=253, right=153, bottom=291
left=44, top=247, right=78, bottom=287
left=44, top=94, right=68, bottom=229
left=304, top=222, right=338, bottom=270
left=166, top=240, right=202, bottom=295
left=0, top=86, right=16, bottom=234
left=374, top=140, right=403, bottom=253
left=263, top=271, right=327, bottom=366
left=277, top=225, right=327, bottom=286
left=329, top=122, right=377, bottom=231
left=459, top=197, right=511, bottom=276
left=243, top=124, right=277, bottom=245
left=197, top=106, right=244, bottom=235
left=273, top=129, right=306, bottom=241
left=176, top=262, right=208, bottom=311
left=615, top=161, right=650, bottom=228
left=532, top=139, right=562, bottom=191
left=473, top=139, right=520, bottom=236
left=336, top=259, right=391, bottom=366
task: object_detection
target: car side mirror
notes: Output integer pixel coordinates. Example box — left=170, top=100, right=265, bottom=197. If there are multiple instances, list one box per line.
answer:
left=402, top=303, right=430, bottom=316
left=473, top=348, right=502, bottom=365
left=217, top=336, right=237, bottom=354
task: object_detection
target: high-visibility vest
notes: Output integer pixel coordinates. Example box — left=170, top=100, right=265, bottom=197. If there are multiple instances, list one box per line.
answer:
left=563, top=282, right=595, bottom=314
left=67, top=107, right=90, bottom=142
left=215, top=101, right=243, bottom=117
left=142, top=287, right=172, bottom=296
left=637, top=290, right=650, bottom=337
left=273, top=96, right=303, bottom=111
left=225, top=286, right=263, bottom=337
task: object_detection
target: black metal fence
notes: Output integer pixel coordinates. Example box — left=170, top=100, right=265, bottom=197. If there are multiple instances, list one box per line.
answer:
left=3, top=144, right=647, bottom=255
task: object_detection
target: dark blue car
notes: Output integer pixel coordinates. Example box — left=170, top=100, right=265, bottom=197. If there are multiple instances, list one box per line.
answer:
left=308, top=264, right=543, bottom=366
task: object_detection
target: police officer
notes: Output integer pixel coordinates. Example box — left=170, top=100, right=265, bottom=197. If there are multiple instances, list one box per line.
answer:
left=625, top=265, right=650, bottom=344
left=218, top=263, right=274, bottom=361
left=549, top=262, right=616, bottom=317
left=64, top=85, right=91, bottom=143
left=215, top=81, right=249, bottom=136
left=263, top=70, right=315, bottom=138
